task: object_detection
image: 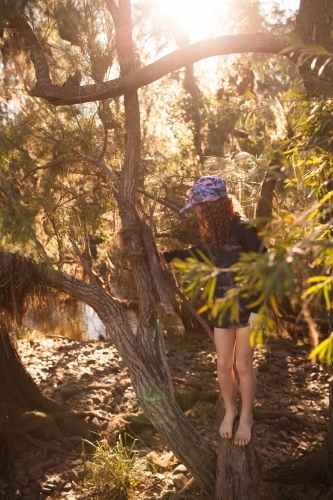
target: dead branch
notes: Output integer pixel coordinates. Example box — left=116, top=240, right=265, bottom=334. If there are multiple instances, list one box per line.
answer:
left=26, top=434, right=66, bottom=453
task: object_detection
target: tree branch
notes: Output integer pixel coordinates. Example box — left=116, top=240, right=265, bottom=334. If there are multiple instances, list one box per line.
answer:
left=27, top=32, right=290, bottom=105
left=136, top=187, right=182, bottom=213
left=7, top=7, right=52, bottom=86
left=104, top=0, right=119, bottom=28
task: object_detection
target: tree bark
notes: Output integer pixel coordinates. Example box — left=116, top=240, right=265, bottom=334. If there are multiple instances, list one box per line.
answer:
left=294, top=0, right=333, bottom=94
left=0, top=252, right=217, bottom=491
left=58, top=269, right=218, bottom=494
left=3, top=1, right=218, bottom=491
left=215, top=398, right=260, bottom=499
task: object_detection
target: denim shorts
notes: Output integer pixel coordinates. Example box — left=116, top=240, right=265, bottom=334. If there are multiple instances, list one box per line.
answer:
left=214, top=311, right=259, bottom=329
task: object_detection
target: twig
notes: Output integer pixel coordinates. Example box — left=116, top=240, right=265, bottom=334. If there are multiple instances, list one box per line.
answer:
left=278, top=314, right=329, bottom=328
left=139, top=478, right=164, bottom=493
left=177, top=477, right=196, bottom=494
left=26, top=434, right=66, bottom=454
left=76, top=153, right=121, bottom=190
left=98, top=102, right=109, bottom=161
left=137, top=187, right=182, bottom=213
left=22, top=156, right=83, bottom=181
left=149, top=189, right=159, bottom=236
left=68, top=236, right=101, bottom=288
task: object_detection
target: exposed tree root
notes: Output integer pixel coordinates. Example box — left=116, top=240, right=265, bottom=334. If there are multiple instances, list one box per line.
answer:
left=264, top=439, right=332, bottom=488
left=253, top=408, right=327, bottom=430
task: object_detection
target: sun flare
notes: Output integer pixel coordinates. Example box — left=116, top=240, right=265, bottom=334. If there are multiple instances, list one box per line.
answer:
left=153, top=0, right=228, bottom=41
left=152, top=0, right=300, bottom=42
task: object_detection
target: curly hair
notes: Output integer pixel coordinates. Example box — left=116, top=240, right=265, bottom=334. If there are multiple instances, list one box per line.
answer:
left=198, top=195, right=244, bottom=252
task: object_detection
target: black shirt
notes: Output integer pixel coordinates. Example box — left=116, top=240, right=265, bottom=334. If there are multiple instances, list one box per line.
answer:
left=163, top=216, right=266, bottom=328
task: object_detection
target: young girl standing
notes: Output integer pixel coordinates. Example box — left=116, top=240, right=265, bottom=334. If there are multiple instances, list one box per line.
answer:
left=160, top=175, right=266, bottom=446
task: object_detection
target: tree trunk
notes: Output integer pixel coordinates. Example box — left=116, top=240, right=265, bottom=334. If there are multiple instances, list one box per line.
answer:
left=0, top=253, right=217, bottom=491
left=294, top=0, right=333, bottom=94
left=102, top=3, right=217, bottom=492
left=215, top=399, right=260, bottom=499
left=58, top=271, right=217, bottom=493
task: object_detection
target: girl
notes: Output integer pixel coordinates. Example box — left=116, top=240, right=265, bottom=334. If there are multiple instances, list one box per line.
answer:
left=160, top=175, right=266, bottom=446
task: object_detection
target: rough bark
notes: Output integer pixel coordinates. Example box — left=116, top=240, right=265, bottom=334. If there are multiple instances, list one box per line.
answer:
left=102, top=0, right=218, bottom=486
left=31, top=32, right=289, bottom=105
left=0, top=251, right=217, bottom=491
left=294, top=0, right=333, bottom=94
left=3, top=0, right=333, bottom=494
left=58, top=270, right=217, bottom=494
left=215, top=398, right=260, bottom=500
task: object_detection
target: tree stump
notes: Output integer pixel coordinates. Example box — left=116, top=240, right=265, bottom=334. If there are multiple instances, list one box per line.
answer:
left=215, top=397, right=260, bottom=500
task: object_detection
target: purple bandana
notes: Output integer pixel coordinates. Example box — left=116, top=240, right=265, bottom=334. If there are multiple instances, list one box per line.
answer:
left=180, top=175, right=228, bottom=213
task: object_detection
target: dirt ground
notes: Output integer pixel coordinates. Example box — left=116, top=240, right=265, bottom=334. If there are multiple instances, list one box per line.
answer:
left=0, top=324, right=330, bottom=500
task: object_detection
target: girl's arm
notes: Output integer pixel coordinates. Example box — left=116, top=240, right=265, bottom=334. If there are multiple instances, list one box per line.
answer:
left=162, top=245, right=203, bottom=264
left=237, top=222, right=267, bottom=253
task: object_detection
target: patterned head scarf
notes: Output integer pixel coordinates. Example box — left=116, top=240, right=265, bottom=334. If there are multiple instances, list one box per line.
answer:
left=180, top=175, right=228, bottom=213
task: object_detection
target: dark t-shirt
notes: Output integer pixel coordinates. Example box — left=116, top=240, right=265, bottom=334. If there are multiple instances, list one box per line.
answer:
left=163, top=216, right=266, bottom=328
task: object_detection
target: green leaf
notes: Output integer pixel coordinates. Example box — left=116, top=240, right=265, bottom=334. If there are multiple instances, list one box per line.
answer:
left=309, top=333, right=333, bottom=365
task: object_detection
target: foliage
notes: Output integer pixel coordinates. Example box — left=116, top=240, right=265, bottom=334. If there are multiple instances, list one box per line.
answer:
left=83, top=435, right=144, bottom=500
left=2, top=0, right=331, bottom=364
left=174, top=72, right=333, bottom=364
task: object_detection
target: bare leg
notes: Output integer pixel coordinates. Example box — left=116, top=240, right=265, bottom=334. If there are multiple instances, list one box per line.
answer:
left=214, top=327, right=238, bottom=439
left=234, top=325, right=256, bottom=446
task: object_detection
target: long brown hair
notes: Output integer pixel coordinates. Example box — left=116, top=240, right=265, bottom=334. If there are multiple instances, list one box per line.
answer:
left=198, top=195, right=244, bottom=252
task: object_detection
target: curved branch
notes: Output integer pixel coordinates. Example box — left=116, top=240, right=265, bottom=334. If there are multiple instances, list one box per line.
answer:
left=136, top=187, right=182, bottom=212
left=28, top=32, right=290, bottom=105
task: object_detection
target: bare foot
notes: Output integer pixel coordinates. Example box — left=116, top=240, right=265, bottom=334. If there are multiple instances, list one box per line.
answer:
left=219, top=407, right=238, bottom=439
left=234, top=416, right=253, bottom=446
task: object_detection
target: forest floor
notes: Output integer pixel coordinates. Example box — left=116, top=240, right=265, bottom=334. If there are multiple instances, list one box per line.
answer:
left=0, top=325, right=330, bottom=500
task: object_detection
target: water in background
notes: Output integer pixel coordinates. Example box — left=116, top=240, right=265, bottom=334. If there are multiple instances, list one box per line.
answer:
left=24, top=304, right=185, bottom=341
left=25, top=304, right=106, bottom=342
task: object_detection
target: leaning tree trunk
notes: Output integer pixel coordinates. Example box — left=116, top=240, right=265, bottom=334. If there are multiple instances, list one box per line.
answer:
left=0, top=248, right=217, bottom=493
left=58, top=267, right=217, bottom=493
left=0, top=0, right=218, bottom=493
